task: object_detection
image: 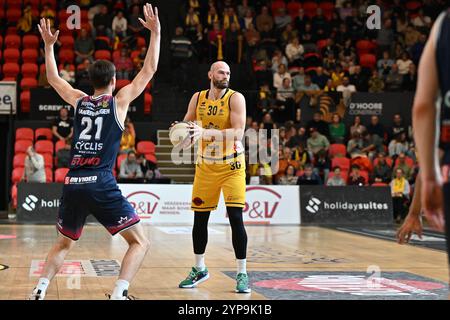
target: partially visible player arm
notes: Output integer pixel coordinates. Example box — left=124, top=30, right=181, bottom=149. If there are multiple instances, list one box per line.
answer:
left=38, top=19, right=86, bottom=107
left=412, top=18, right=445, bottom=231
left=116, top=4, right=160, bottom=124
left=182, top=92, right=200, bottom=122
left=191, top=92, right=246, bottom=142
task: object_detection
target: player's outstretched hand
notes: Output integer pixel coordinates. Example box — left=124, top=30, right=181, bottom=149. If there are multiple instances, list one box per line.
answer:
left=187, top=121, right=203, bottom=139
left=37, top=18, right=59, bottom=46
left=138, top=3, right=160, bottom=34
left=396, top=214, right=423, bottom=244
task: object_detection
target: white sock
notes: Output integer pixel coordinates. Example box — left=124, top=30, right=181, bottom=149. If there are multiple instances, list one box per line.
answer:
left=237, top=259, right=247, bottom=275
left=111, top=279, right=129, bottom=298
left=36, top=277, right=50, bottom=292
left=195, top=254, right=206, bottom=271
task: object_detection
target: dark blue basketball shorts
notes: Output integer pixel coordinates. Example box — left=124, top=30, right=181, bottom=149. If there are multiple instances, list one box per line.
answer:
left=57, top=171, right=140, bottom=241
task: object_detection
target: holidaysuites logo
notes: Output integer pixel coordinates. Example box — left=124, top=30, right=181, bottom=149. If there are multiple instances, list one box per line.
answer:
left=305, top=196, right=388, bottom=214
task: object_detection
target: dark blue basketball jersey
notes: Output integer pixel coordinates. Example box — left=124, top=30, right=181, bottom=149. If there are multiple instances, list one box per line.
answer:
left=69, top=94, right=123, bottom=172
left=436, top=9, right=450, bottom=164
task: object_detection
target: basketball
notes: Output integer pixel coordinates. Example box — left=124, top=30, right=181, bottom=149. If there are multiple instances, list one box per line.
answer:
left=169, top=121, right=194, bottom=148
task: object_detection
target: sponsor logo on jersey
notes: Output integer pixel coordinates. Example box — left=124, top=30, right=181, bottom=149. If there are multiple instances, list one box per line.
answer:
left=74, top=141, right=104, bottom=152
left=71, top=156, right=101, bottom=167
left=66, top=175, right=98, bottom=185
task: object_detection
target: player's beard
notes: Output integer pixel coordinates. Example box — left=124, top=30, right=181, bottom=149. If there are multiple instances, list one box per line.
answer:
left=213, top=78, right=229, bottom=89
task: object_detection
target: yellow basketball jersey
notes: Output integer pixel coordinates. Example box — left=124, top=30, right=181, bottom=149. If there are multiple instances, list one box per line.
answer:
left=195, top=88, right=237, bottom=159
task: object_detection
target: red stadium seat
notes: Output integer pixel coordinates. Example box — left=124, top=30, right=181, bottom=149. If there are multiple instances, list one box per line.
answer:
left=145, top=153, right=157, bottom=164
left=116, top=79, right=130, bottom=90
left=13, top=153, right=27, bottom=168
left=406, top=1, right=421, bottom=11
left=373, top=157, right=393, bottom=168
left=11, top=168, right=24, bottom=184
left=4, top=34, right=20, bottom=48
left=359, top=53, right=377, bottom=69
left=319, top=1, right=335, bottom=20
left=22, top=49, right=39, bottom=63
left=331, top=157, right=351, bottom=172
left=35, top=140, right=54, bottom=155
left=137, top=141, right=155, bottom=155
left=356, top=40, right=376, bottom=55
left=116, top=154, right=127, bottom=169
left=16, top=128, right=34, bottom=142
left=23, top=34, right=40, bottom=48
left=3, top=48, right=20, bottom=62
left=0, top=35, right=3, bottom=48
left=112, top=50, right=121, bottom=60
left=21, top=78, right=38, bottom=90
left=271, top=0, right=286, bottom=16
left=55, top=140, right=67, bottom=153
left=303, top=1, right=318, bottom=18
left=137, top=37, right=146, bottom=48
left=6, top=0, right=21, bottom=9
left=130, top=50, right=140, bottom=60
left=42, top=153, right=53, bottom=169
left=95, top=50, right=111, bottom=60
left=287, top=1, right=302, bottom=19
left=2, top=63, right=19, bottom=78
left=59, top=49, right=75, bottom=64
left=372, top=182, right=388, bottom=187
left=21, top=63, right=39, bottom=78
left=35, top=128, right=53, bottom=141
left=45, top=168, right=54, bottom=182
left=20, top=91, right=31, bottom=113
left=328, top=144, right=347, bottom=158
left=144, top=93, right=152, bottom=114
left=394, top=156, right=415, bottom=168
left=317, top=39, right=329, bottom=52
left=60, top=35, right=75, bottom=49
left=6, top=26, right=17, bottom=34
left=6, top=8, right=21, bottom=22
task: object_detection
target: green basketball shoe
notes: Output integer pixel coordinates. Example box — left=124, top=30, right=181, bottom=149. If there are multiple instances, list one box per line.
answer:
left=236, top=273, right=251, bottom=293
left=179, top=267, right=210, bottom=288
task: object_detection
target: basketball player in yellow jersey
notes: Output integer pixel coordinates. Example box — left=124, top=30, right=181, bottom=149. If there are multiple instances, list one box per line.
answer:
left=176, top=61, right=251, bottom=293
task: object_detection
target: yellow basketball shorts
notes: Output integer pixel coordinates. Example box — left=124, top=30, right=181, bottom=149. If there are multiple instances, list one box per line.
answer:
left=191, top=153, right=246, bottom=212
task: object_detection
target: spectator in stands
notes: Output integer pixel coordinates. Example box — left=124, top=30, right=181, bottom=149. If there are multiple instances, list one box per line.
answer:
left=314, top=149, right=331, bottom=182
left=40, top=2, right=56, bottom=27
left=389, top=132, right=410, bottom=159
left=56, top=139, right=72, bottom=168
left=271, top=49, right=288, bottom=74
left=240, top=9, right=255, bottom=30
left=281, top=23, right=298, bottom=48
left=297, top=75, right=320, bottom=106
left=348, top=115, right=366, bottom=136
left=133, top=47, right=147, bottom=70
left=257, top=84, right=274, bottom=114
left=275, top=78, right=295, bottom=122
left=312, top=67, right=329, bottom=89
left=74, top=28, right=95, bottom=64
left=208, top=21, right=225, bottom=61
left=410, top=33, right=427, bottom=66
left=224, top=22, right=241, bottom=63
left=366, top=116, right=385, bottom=142
left=372, top=153, right=392, bottom=184
left=259, top=112, right=277, bottom=140
left=22, top=146, right=46, bottom=183
left=237, top=0, right=254, bottom=19
left=18, top=4, right=36, bottom=34
left=185, top=6, right=201, bottom=39
left=327, top=166, right=347, bottom=186
left=368, top=69, right=385, bottom=93
left=170, top=27, right=193, bottom=89
left=137, top=154, right=163, bottom=182
left=93, top=4, right=113, bottom=39
left=292, top=67, right=306, bottom=91
left=376, top=19, right=394, bottom=55
left=278, top=164, right=298, bottom=185
left=347, top=131, right=364, bottom=156
left=75, top=58, right=91, bottom=87
left=329, top=113, right=346, bottom=144
left=112, top=10, right=128, bottom=39
left=52, top=107, right=73, bottom=142
left=347, top=164, right=366, bottom=186
left=390, top=113, right=409, bottom=141
left=59, top=62, right=76, bottom=85
left=273, top=64, right=291, bottom=90
left=244, top=22, right=260, bottom=58
left=297, top=164, right=322, bottom=185
left=120, top=118, right=136, bottom=154
left=377, top=51, right=394, bottom=78
left=114, top=48, right=134, bottom=80
left=255, top=6, right=273, bottom=32
left=337, top=77, right=356, bottom=106
left=254, top=60, right=273, bottom=89
left=385, top=64, right=404, bottom=91
left=119, top=151, right=144, bottom=181
left=276, top=146, right=300, bottom=183
left=223, top=7, right=240, bottom=30
left=259, top=23, right=278, bottom=57
left=128, top=4, right=145, bottom=37
left=287, top=126, right=307, bottom=149
left=396, top=52, right=413, bottom=75
left=390, top=167, right=410, bottom=223
left=411, top=8, right=432, bottom=30
left=274, top=7, right=292, bottom=30
left=392, top=153, right=413, bottom=182
left=294, top=8, right=309, bottom=34
left=402, top=63, right=417, bottom=91
left=306, top=112, right=330, bottom=138
left=307, top=127, right=330, bottom=159
left=249, top=162, right=273, bottom=185
left=349, top=65, right=368, bottom=92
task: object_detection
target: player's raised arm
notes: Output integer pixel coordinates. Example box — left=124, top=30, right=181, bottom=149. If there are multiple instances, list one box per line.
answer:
left=116, top=3, right=161, bottom=117
left=38, top=18, right=86, bottom=107
left=183, top=92, right=200, bottom=122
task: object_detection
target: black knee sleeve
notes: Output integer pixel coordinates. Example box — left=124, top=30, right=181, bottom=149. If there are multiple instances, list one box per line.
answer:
left=227, top=207, right=248, bottom=259
left=192, top=211, right=210, bottom=254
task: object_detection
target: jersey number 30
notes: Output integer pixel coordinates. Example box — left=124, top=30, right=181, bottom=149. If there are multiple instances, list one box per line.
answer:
left=80, top=117, right=103, bottom=140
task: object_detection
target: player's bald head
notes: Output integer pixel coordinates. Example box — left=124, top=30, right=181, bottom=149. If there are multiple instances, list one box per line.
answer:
left=210, top=61, right=230, bottom=72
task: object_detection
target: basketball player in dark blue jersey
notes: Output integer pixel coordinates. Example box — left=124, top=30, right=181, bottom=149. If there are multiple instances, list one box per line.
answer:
left=29, top=4, right=160, bottom=300
left=413, top=9, right=450, bottom=284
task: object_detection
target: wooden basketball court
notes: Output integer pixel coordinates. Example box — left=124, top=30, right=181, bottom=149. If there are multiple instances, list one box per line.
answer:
left=0, top=224, right=448, bottom=300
